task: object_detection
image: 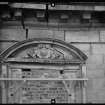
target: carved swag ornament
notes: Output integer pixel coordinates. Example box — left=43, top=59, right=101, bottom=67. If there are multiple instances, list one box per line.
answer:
left=27, top=44, right=73, bottom=60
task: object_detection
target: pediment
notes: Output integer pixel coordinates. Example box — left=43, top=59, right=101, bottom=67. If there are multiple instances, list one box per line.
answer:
left=0, top=38, right=87, bottom=64
left=25, top=44, right=74, bottom=60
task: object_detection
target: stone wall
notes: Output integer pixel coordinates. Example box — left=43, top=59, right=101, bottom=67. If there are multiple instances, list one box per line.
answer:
left=0, top=25, right=105, bottom=103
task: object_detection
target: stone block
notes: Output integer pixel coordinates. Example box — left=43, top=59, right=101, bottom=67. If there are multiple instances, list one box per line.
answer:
left=93, top=78, right=105, bottom=89
left=53, top=30, right=64, bottom=41
left=87, top=78, right=105, bottom=103
left=90, top=78, right=105, bottom=103
left=86, top=54, right=104, bottom=65
left=91, top=44, right=105, bottom=54
left=28, top=29, right=53, bottom=39
left=86, top=64, right=105, bottom=78
left=48, top=18, right=59, bottom=26
left=94, top=6, right=105, bottom=11
left=65, top=30, right=99, bottom=42
left=86, top=63, right=105, bottom=71
left=28, top=29, right=64, bottom=40
left=100, top=30, right=105, bottom=42
left=72, top=44, right=90, bottom=56
left=0, top=29, right=26, bottom=41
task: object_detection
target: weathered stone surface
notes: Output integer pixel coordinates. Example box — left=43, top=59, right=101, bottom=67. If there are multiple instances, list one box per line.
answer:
left=53, top=30, right=64, bottom=41
left=48, top=18, right=59, bottom=26
left=28, top=29, right=53, bottom=38
left=65, top=31, right=99, bottom=42
left=86, top=64, right=105, bottom=78
left=91, top=44, right=105, bottom=54
left=0, top=26, right=105, bottom=103
left=28, top=29, right=64, bottom=40
left=87, top=78, right=105, bottom=103
left=72, top=44, right=90, bottom=56
left=87, top=63, right=105, bottom=71
left=86, top=54, right=104, bottom=64
left=100, top=30, right=105, bottom=42
left=86, top=79, right=93, bottom=103
left=0, top=42, right=15, bottom=53
left=0, top=29, right=26, bottom=41
left=91, top=78, right=105, bottom=103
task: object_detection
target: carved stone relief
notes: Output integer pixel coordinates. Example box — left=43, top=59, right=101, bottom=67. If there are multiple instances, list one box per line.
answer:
left=0, top=38, right=87, bottom=104
left=26, top=44, right=74, bottom=60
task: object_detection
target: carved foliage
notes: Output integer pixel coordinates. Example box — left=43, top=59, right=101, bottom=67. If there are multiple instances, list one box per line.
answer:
left=26, top=44, right=73, bottom=60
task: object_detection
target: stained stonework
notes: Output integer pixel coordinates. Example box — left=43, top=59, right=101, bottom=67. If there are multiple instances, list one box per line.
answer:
left=1, top=3, right=105, bottom=103
left=1, top=27, right=105, bottom=103
left=28, top=29, right=53, bottom=39
left=65, top=31, right=99, bottom=42
left=6, top=66, right=82, bottom=104
left=8, top=80, right=69, bottom=103
left=0, top=38, right=87, bottom=104
left=0, top=28, right=26, bottom=41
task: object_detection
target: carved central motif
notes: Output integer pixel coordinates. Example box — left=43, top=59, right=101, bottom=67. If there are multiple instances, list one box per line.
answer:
left=27, top=44, right=65, bottom=59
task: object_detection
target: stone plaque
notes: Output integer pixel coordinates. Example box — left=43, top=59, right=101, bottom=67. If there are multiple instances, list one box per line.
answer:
left=7, top=68, right=80, bottom=103
left=8, top=80, right=68, bottom=103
